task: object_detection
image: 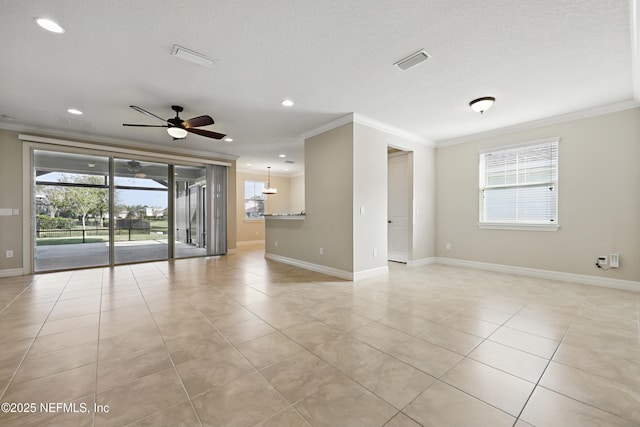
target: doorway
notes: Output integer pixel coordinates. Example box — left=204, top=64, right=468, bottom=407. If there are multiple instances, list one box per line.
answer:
left=388, top=150, right=410, bottom=263
left=175, top=164, right=207, bottom=258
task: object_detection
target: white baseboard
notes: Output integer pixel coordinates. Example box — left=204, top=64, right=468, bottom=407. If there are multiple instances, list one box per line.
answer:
left=353, top=266, right=389, bottom=281
left=0, top=268, right=24, bottom=278
left=436, top=257, right=640, bottom=292
left=265, top=253, right=388, bottom=281
left=407, top=257, right=437, bottom=267
left=237, top=240, right=265, bottom=247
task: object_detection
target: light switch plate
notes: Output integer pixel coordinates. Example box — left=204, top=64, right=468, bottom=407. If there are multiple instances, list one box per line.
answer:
left=0, top=208, right=12, bottom=216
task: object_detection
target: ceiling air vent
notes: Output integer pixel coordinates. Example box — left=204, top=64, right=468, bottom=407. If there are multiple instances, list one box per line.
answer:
left=284, top=160, right=295, bottom=164
left=394, top=49, right=431, bottom=71
left=171, top=45, right=216, bottom=67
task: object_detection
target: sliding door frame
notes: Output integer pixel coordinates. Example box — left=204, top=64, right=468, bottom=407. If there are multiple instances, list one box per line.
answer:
left=21, top=135, right=231, bottom=274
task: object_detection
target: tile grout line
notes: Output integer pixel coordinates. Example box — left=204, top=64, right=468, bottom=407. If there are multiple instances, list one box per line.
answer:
left=510, top=295, right=585, bottom=427
left=0, top=272, right=74, bottom=403
left=91, top=267, right=106, bottom=427
left=391, top=301, right=530, bottom=424
left=124, top=261, right=206, bottom=427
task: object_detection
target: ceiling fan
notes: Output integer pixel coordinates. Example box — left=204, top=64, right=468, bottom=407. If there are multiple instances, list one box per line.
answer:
left=122, top=105, right=226, bottom=140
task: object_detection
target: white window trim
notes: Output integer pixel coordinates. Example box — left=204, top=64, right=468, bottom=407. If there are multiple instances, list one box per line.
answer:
left=244, top=179, right=267, bottom=221
left=477, top=223, right=560, bottom=231
left=478, top=137, right=560, bottom=231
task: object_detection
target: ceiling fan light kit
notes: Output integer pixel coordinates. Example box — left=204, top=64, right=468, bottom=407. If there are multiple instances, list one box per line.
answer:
left=122, top=105, right=226, bottom=140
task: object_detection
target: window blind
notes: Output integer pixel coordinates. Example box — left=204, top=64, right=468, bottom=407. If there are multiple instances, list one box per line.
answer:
left=479, top=139, right=558, bottom=225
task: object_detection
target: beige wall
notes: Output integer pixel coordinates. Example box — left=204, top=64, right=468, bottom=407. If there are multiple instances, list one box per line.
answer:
left=265, top=119, right=436, bottom=277
left=0, top=130, right=24, bottom=272
left=290, top=174, right=305, bottom=213
left=236, top=170, right=292, bottom=242
left=436, top=107, right=640, bottom=282
left=266, top=123, right=355, bottom=272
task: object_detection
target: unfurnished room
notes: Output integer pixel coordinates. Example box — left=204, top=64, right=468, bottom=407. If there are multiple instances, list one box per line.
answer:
left=0, top=1, right=639, bottom=426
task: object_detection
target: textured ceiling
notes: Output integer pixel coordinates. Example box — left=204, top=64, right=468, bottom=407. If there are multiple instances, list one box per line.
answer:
left=1, top=1, right=638, bottom=175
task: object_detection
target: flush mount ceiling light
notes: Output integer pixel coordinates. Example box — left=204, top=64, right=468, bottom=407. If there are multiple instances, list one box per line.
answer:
left=394, top=49, right=431, bottom=71
left=35, top=18, right=65, bottom=34
left=224, top=137, right=233, bottom=142
left=67, top=108, right=83, bottom=115
left=171, top=45, right=216, bottom=67
left=262, top=166, right=278, bottom=195
left=281, top=99, right=294, bottom=107
left=167, top=127, right=188, bottom=139
left=469, top=97, right=496, bottom=114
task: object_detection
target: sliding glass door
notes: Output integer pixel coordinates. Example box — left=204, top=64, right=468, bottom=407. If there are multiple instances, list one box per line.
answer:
left=31, top=148, right=226, bottom=272
left=175, top=165, right=207, bottom=258
left=34, top=150, right=110, bottom=272
left=113, top=159, right=169, bottom=264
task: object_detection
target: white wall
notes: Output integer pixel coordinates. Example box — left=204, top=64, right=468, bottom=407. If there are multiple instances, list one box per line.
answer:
left=436, top=107, right=640, bottom=282
left=353, top=123, right=389, bottom=273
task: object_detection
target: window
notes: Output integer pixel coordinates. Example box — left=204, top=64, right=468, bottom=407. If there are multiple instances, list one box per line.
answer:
left=479, top=138, right=559, bottom=230
left=244, top=180, right=266, bottom=219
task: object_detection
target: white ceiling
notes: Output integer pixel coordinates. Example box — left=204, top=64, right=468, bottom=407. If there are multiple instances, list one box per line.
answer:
left=1, top=1, right=639, bottom=175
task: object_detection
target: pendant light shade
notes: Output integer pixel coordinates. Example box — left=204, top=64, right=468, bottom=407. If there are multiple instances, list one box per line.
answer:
left=469, top=97, right=495, bottom=114
left=262, top=166, right=277, bottom=194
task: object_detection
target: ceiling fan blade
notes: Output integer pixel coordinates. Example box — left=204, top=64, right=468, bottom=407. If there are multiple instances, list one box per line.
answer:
left=183, top=115, right=214, bottom=128
left=186, top=128, right=226, bottom=140
left=123, top=124, right=169, bottom=128
left=129, top=105, right=169, bottom=123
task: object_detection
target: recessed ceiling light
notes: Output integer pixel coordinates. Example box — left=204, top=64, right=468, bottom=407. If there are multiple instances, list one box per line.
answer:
left=67, top=108, right=83, bottom=115
left=246, top=163, right=252, bottom=166
left=224, top=137, right=233, bottom=142
left=279, top=154, right=286, bottom=158
left=35, top=18, right=65, bottom=34
left=281, top=99, right=294, bottom=107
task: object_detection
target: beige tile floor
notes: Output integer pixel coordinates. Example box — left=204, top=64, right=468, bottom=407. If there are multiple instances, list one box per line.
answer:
left=0, top=244, right=638, bottom=426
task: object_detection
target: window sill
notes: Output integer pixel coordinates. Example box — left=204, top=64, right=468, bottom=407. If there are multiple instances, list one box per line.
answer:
left=477, top=223, right=560, bottom=232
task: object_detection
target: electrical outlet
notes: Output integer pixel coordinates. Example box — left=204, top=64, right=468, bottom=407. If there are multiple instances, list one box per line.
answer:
left=373, top=249, right=377, bottom=258
left=598, top=255, right=608, bottom=265
left=274, top=240, right=278, bottom=247
left=446, top=243, right=452, bottom=250
left=6, top=250, right=13, bottom=258
left=319, top=247, right=324, bottom=255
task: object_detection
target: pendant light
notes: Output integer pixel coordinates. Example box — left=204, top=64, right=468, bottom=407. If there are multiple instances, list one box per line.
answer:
left=262, top=166, right=277, bottom=194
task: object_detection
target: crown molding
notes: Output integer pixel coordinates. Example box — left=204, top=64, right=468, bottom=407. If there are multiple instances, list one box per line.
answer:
left=436, top=99, right=640, bottom=148
left=300, top=112, right=434, bottom=147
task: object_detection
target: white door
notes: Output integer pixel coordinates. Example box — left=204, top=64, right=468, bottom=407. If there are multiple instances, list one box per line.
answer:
left=388, top=153, right=409, bottom=263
